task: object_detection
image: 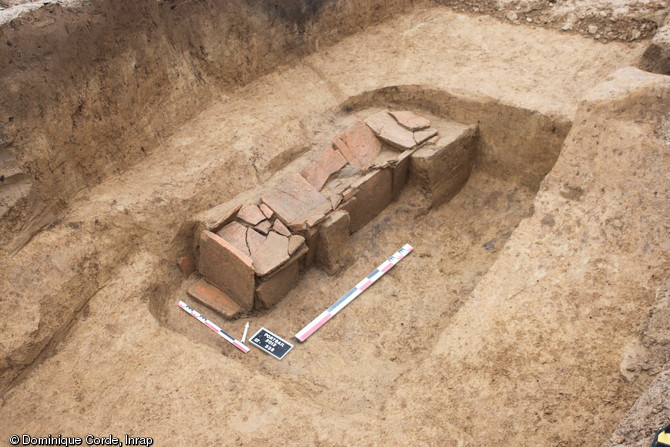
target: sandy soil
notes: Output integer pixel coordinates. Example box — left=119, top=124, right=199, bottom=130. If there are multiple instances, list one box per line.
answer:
left=437, top=0, right=669, bottom=41
left=1, top=3, right=668, bottom=447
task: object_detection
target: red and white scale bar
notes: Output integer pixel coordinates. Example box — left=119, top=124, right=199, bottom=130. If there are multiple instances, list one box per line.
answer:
left=295, top=243, right=414, bottom=342
left=177, top=301, right=250, bottom=353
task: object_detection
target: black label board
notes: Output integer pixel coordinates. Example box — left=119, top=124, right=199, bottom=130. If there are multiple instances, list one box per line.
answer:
left=249, top=327, right=294, bottom=360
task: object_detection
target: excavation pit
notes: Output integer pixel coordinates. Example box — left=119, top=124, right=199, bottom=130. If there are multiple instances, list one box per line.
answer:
left=1, top=2, right=668, bottom=446
left=159, top=96, right=569, bottom=359
left=183, top=109, right=478, bottom=318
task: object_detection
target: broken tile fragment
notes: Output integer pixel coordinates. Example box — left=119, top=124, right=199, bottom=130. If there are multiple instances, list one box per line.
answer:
left=261, top=173, right=332, bottom=231
left=199, top=231, right=255, bottom=311
left=364, top=110, right=392, bottom=134
left=301, top=147, right=348, bottom=190
left=187, top=279, right=243, bottom=320
left=177, top=255, right=196, bottom=276
left=317, top=146, right=347, bottom=174
left=332, top=120, right=382, bottom=167
left=370, top=148, right=403, bottom=170
left=246, top=227, right=267, bottom=254
left=300, top=161, right=331, bottom=191
left=365, top=111, right=417, bottom=151
left=193, top=202, right=242, bottom=254
left=256, top=260, right=300, bottom=309
left=414, top=128, right=438, bottom=145
left=316, top=210, right=353, bottom=275
left=237, top=204, right=266, bottom=226
left=259, top=203, right=274, bottom=219
left=217, top=221, right=251, bottom=256
left=329, top=192, right=343, bottom=209
left=306, top=212, right=328, bottom=229
left=320, top=176, right=350, bottom=199
left=251, top=231, right=290, bottom=276
left=254, top=220, right=272, bottom=235
left=389, top=110, right=431, bottom=130
left=273, top=219, right=291, bottom=237
left=208, top=204, right=242, bottom=234
left=288, top=234, right=306, bottom=255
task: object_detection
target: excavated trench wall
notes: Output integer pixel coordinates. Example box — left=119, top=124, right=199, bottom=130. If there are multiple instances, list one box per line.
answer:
left=0, top=0, right=666, bottom=420
left=0, top=0, right=574, bottom=387
left=1, top=0, right=666, bottom=254
left=0, top=0, right=432, bottom=392
left=0, top=0, right=424, bottom=254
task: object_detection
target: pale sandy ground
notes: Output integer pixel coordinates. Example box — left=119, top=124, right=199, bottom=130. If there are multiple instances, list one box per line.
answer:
left=2, top=5, right=666, bottom=447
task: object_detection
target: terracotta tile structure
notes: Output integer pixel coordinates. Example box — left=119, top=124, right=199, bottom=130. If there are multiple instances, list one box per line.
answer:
left=301, top=147, right=348, bottom=190
left=198, top=230, right=256, bottom=311
left=333, top=120, right=382, bottom=167
left=186, top=109, right=478, bottom=318
left=237, top=204, right=266, bottom=226
left=187, top=279, right=243, bottom=319
left=365, top=111, right=418, bottom=150
left=261, top=173, right=332, bottom=231
left=389, top=110, right=431, bottom=130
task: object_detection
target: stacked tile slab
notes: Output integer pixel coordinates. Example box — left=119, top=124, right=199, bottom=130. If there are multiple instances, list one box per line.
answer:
left=188, top=110, right=477, bottom=319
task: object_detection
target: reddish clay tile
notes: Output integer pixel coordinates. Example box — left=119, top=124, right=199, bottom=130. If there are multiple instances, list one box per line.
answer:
left=414, top=128, right=438, bottom=145
left=273, top=219, right=291, bottom=237
left=306, top=212, right=328, bottom=229
left=301, top=147, right=348, bottom=190
left=365, top=110, right=391, bottom=134
left=333, top=120, right=381, bottom=168
left=290, top=238, right=309, bottom=267
left=259, top=203, right=274, bottom=219
left=256, top=260, right=300, bottom=309
left=177, top=255, right=196, bottom=276
left=254, top=220, right=272, bottom=235
left=237, top=204, right=266, bottom=226
left=409, top=124, right=477, bottom=207
left=261, top=173, right=332, bottom=231
left=217, top=221, right=251, bottom=256
left=187, top=279, right=243, bottom=320
left=389, top=110, right=431, bottom=130
left=316, top=210, right=353, bottom=275
left=199, top=231, right=255, bottom=311
left=209, top=204, right=242, bottom=233
left=246, top=228, right=267, bottom=254
left=250, top=231, right=290, bottom=276
left=339, top=168, right=393, bottom=232
left=365, top=111, right=416, bottom=151
left=317, top=146, right=347, bottom=173
left=288, top=234, right=306, bottom=255
left=300, top=161, right=331, bottom=191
